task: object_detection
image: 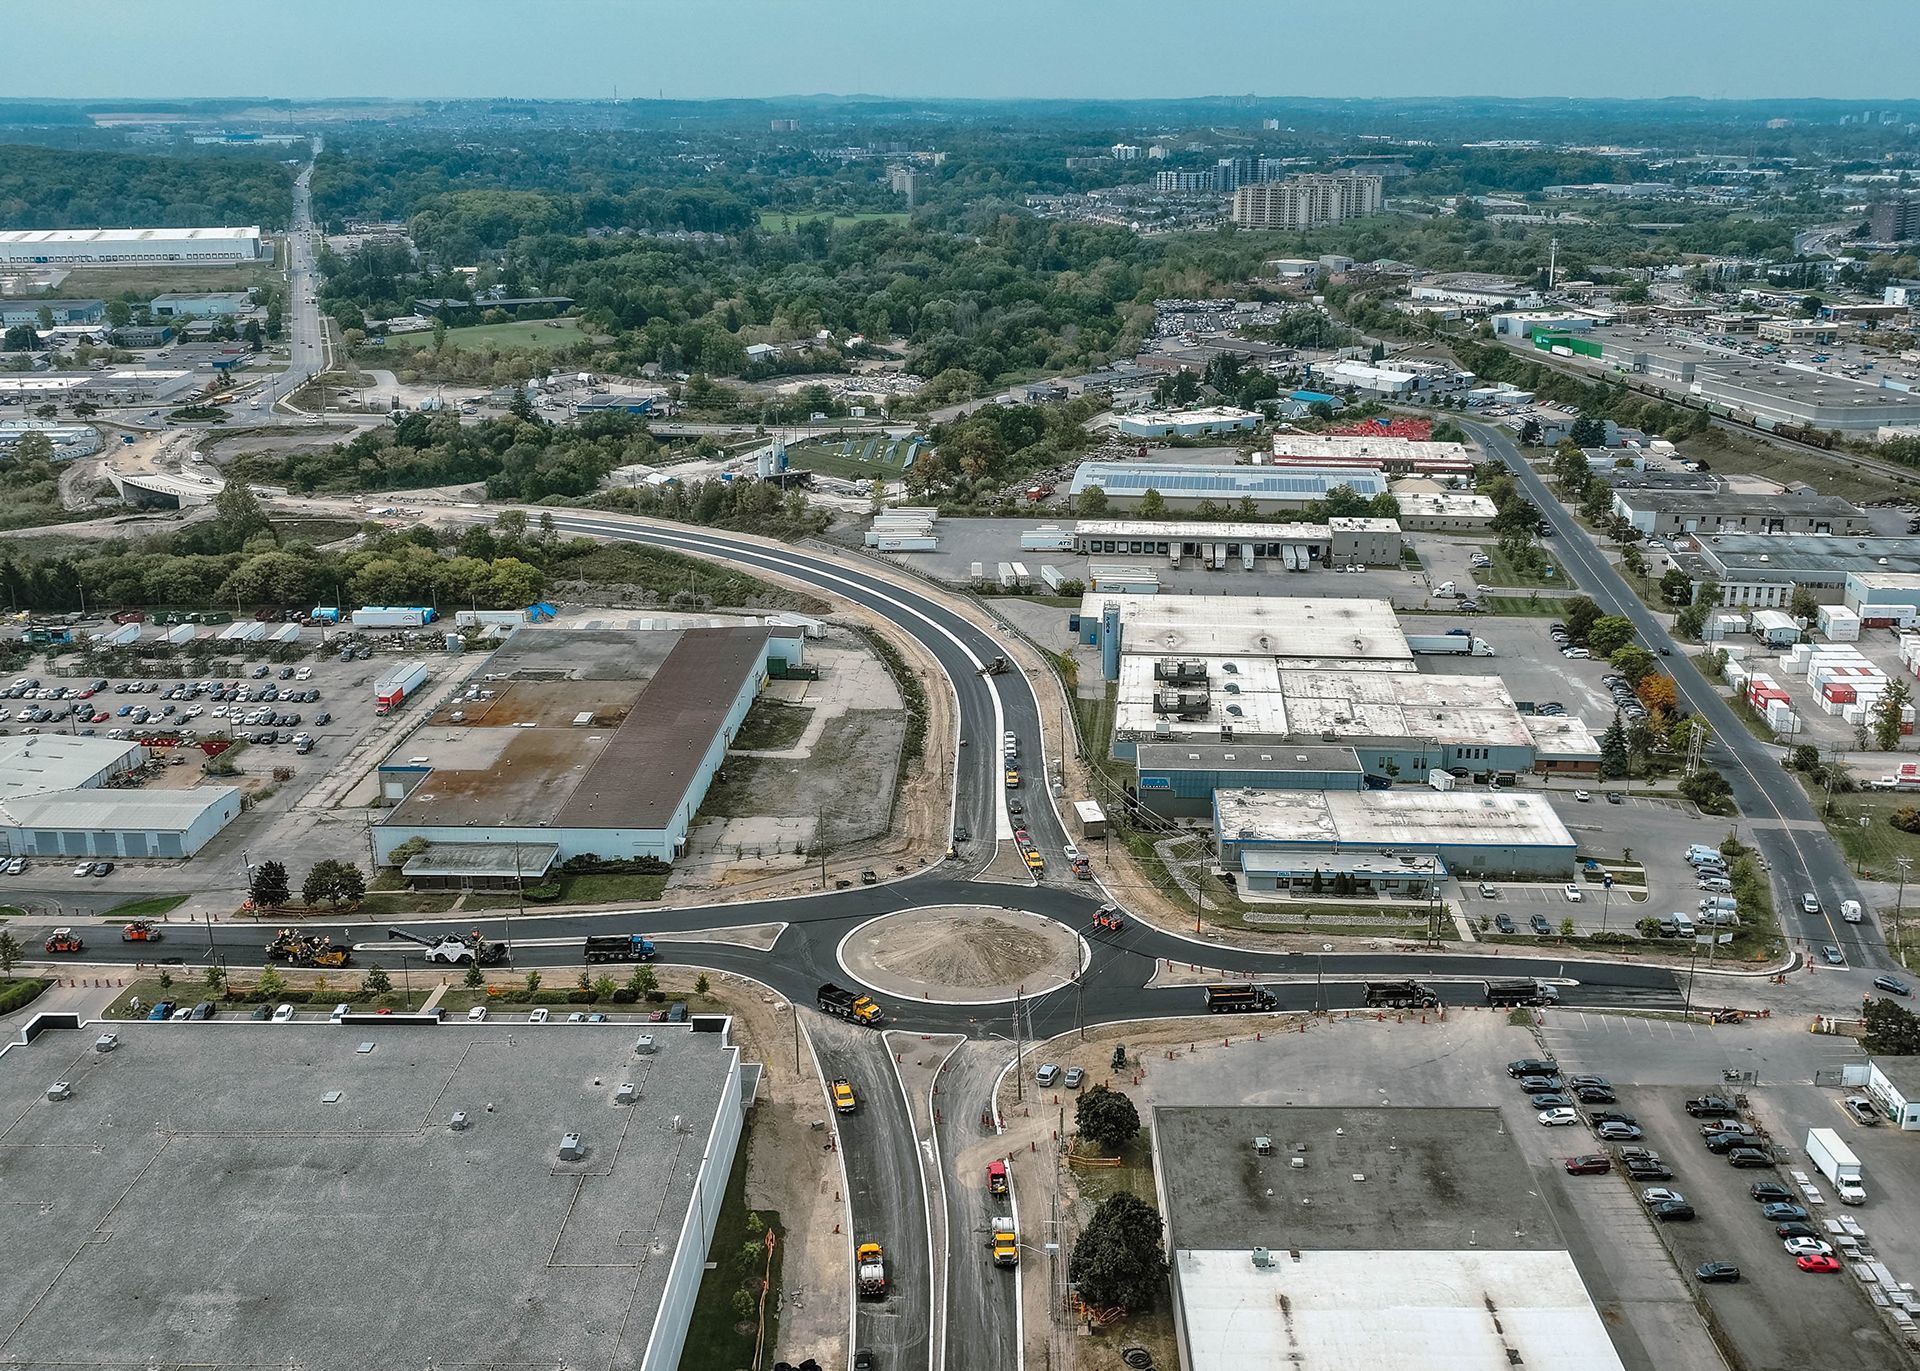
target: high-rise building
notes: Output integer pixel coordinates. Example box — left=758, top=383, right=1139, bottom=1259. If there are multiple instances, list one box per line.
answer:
left=1155, top=170, right=1215, bottom=194
left=1870, top=200, right=1920, bottom=242
left=1230, top=172, right=1385, bottom=230
left=1111, top=144, right=1141, bottom=161
left=1215, top=157, right=1257, bottom=192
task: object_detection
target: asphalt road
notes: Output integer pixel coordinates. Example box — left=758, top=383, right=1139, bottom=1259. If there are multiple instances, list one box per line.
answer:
left=935, top=1042, right=1024, bottom=1371
left=1469, top=422, right=1883, bottom=975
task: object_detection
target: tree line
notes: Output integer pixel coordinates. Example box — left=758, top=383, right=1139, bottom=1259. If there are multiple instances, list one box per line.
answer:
left=0, top=144, right=292, bottom=229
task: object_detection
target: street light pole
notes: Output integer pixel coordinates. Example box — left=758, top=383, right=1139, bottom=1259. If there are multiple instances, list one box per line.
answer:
left=1898, top=857, right=1912, bottom=969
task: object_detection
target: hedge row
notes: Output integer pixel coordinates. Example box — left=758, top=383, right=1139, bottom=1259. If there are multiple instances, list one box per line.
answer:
left=0, top=978, right=50, bottom=1015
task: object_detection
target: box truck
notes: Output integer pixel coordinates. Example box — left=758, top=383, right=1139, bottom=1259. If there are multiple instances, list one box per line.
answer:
left=373, top=660, right=428, bottom=713
left=1805, top=1126, right=1866, bottom=1204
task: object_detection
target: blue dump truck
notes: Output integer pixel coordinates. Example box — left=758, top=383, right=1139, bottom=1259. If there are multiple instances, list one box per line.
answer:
left=583, top=934, right=656, bottom=963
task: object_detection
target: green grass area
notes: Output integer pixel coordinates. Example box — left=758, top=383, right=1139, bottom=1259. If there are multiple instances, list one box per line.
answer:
left=1798, top=781, right=1920, bottom=881
left=681, top=1120, right=783, bottom=1371
left=432, top=317, right=587, bottom=352
left=353, top=891, right=460, bottom=916
left=756, top=208, right=908, bottom=233
left=1475, top=544, right=1569, bottom=589
left=1468, top=596, right=1577, bottom=618
left=731, top=700, right=815, bottom=751
left=1071, top=1129, right=1160, bottom=1207
left=784, top=436, right=920, bottom=480
left=465, top=870, right=668, bottom=909
left=107, top=893, right=189, bottom=919
left=59, top=260, right=278, bottom=300
left=1683, top=427, right=1918, bottom=507
left=0, top=978, right=50, bottom=1015
left=102, top=978, right=440, bottom=1020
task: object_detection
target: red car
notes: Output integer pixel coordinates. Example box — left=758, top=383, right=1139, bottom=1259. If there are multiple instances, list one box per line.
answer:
left=1797, top=1254, right=1842, bottom=1274
left=1564, top=1154, right=1611, bottom=1175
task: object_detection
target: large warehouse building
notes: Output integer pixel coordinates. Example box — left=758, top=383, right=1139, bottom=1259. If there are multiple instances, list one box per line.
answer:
left=1067, top=517, right=1403, bottom=570
left=374, top=624, right=803, bottom=869
left=1068, top=461, right=1389, bottom=514
left=0, top=226, right=266, bottom=266
left=0, top=1014, right=751, bottom=1371
left=1157, top=1107, right=1628, bottom=1371
left=0, top=734, right=241, bottom=859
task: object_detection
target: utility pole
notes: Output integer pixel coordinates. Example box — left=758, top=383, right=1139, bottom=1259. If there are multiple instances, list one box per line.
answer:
left=1013, top=985, right=1025, bottom=1103
left=1898, top=857, right=1912, bottom=969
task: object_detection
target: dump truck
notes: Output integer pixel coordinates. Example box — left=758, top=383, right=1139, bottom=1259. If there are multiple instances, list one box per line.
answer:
left=857, top=1242, right=888, bottom=1297
left=1363, top=979, right=1439, bottom=1009
left=583, top=933, right=656, bottom=963
left=1483, top=977, right=1559, bottom=1007
left=43, top=928, right=86, bottom=955
left=1806, top=1127, right=1866, bottom=1204
left=386, top=926, right=507, bottom=967
left=988, top=1160, right=1009, bottom=1196
left=832, top=1078, right=858, bottom=1114
left=992, top=1220, right=1019, bottom=1267
left=818, top=982, right=885, bottom=1026
left=120, top=920, right=163, bottom=943
left=1204, top=984, right=1277, bottom=1013
left=265, top=929, right=351, bottom=967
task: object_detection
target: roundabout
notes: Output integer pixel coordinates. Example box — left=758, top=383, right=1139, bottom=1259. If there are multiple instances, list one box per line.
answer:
left=836, top=904, right=1086, bottom=1004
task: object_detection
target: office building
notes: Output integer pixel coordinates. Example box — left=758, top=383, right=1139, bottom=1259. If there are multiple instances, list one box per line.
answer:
left=148, top=291, right=254, bottom=319
left=1229, top=172, right=1383, bottom=230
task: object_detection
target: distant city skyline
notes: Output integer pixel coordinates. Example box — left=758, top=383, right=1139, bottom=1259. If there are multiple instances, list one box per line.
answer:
left=11, top=0, right=1920, bottom=103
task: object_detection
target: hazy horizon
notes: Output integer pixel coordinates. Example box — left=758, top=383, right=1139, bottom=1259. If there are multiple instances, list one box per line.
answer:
left=13, top=0, right=1920, bottom=104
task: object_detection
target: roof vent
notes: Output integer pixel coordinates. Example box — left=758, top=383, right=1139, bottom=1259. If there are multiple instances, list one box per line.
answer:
left=558, top=1132, right=585, bottom=1161
left=449, top=1110, right=469, bottom=1131
left=46, top=1081, right=72, bottom=1102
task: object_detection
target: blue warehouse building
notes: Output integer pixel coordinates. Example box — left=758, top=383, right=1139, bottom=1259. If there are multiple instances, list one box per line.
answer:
left=1136, top=742, right=1367, bottom=819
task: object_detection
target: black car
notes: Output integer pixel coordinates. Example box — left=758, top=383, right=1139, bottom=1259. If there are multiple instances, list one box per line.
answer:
left=1749, top=1183, right=1794, bottom=1203
left=1685, top=1096, right=1737, bottom=1118
left=1653, top=1201, right=1696, bottom=1222
left=853, top=1351, right=876, bottom=1371
left=1776, top=1221, right=1819, bottom=1240
left=1507, top=1058, right=1558, bottom=1078
left=1874, top=974, right=1913, bottom=997
left=1728, top=1148, right=1773, bottom=1168
left=1529, top=914, right=1553, bottom=935
left=1587, top=1111, right=1637, bottom=1126
left=1493, top=913, right=1516, bottom=933
left=188, top=1001, right=218, bottom=1020
left=91, top=860, right=113, bottom=877
left=1626, top=1163, right=1674, bottom=1181
left=1695, top=1262, right=1740, bottom=1284
left=1518, top=1076, right=1559, bottom=1093
left=1530, top=1093, right=1571, bottom=1110
left=1575, top=1086, right=1617, bottom=1104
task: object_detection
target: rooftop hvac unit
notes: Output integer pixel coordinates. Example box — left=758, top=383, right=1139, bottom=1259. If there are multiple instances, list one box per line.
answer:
left=46, top=1081, right=72, bottom=1101
left=449, top=1111, right=469, bottom=1131
left=634, top=1034, right=656, bottom=1055
left=615, top=1082, right=638, bottom=1105
left=558, top=1132, right=585, bottom=1161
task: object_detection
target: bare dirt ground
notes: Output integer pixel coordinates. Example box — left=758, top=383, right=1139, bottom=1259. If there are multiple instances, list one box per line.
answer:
left=845, top=907, right=1082, bottom=1001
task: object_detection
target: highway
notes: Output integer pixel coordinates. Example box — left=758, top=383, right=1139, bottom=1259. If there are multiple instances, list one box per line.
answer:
left=1470, top=421, right=1886, bottom=976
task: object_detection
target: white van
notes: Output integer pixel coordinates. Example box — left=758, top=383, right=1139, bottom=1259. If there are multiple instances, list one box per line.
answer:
left=1698, top=895, right=1738, bottom=913
left=1670, top=914, right=1697, bottom=937
left=1841, top=899, right=1864, bottom=924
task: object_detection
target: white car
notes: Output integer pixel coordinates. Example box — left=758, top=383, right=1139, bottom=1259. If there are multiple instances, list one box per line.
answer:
left=1062, top=842, right=1082, bottom=863
left=330, top=1002, right=350, bottom=1021
left=170, top=1007, right=194, bottom=1021
left=467, top=1006, right=487, bottom=1022
left=1563, top=884, right=1585, bottom=902
left=1641, top=1187, right=1685, bottom=1207
left=1574, top=790, right=1591, bottom=802
left=1783, top=1236, right=1834, bottom=1258
left=72, top=862, right=93, bottom=877
left=1537, top=1107, right=1579, bottom=1127
left=1563, top=647, right=1590, bottom=659
left=271, top=1003, right=295, bottom=1022
left=527, top=1007, right=550, bottom=1024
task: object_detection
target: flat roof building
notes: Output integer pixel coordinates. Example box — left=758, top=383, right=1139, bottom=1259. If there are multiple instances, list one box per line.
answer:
left=1135, top=741, right=1366, bottom=819
left=1116, top=406, right=1260, bottom=439
left=0, top=297, right=105, bottom=326
left=1214, top=788, right=1577, bottom=878
left=375, top=625, right=802, bottom=866
left=1159, top=1106, right=1627, bottom=1371
left=148, top=290, right=254, bottom=318
left=1683, top=533, right=1920, bottom=608
left=1070, top=518, right=1402, bottom=571
left=1078, top=592, right=1411, bottom=668
left=0, top=226, right=264, bottom=265
left=1611, top=488, right=1868, bottom=538
left=1069, top=461, right=1388, bottom=514
left=1267, top=432, right=1477, bottom=475
left=0, top=1013, right=751, bottom=1371
left=0, top=733, right=240, bottom=859
left=1388, top=490, right=1499, bottom=530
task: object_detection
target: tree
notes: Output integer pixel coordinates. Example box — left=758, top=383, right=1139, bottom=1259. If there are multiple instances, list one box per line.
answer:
left=1587, top=615, right=1636, bottom=658
left=464, top=960, right=486, bottom=989
left=1636, top=674, right=1679, bottom=719
left=1600, top=713, right=1629, bottom=779
left=524, top=969, right=543, bottom=995
left=1564, top=596, right=1602, bottom=643
left=1076, top=484, right=1110, bottom=517
left=1069, top=1193, right=1169, bottom=1313
left=1891, top=807, right=1920, bottom=835
left=1621, top=545, right=1646, bottom=580
left=1874, top=679, right=1912, bottom=752
left=1789, top=744, right=1821, bottom=773
left=508, top=388, right=538, bottom=423
left=333, top=863, right=366, bottom=906
left=208, top=477, right=270, bottom=553
left=302, top=859, right=366, bottom=909
left=204, top=963, right=227, bottom=993
left=0, top=929, right=18, bottom=975
left=104, top=298, right=133, bottom=328
left=1137, top=488, right=1167, bottom=518
left=2, top=324, right=37, bottom=352
left=1679, top=769, right=1734, bottom=813
left=1075, top=1085, right=1142, bottom=1154
left=302, top=861, right=337, bottom=908
left=627, top=964, right=658, bottom=997
left=592, top=975, right=617, bottom=1001
left=1659, top=568, right=1694, bottom=605
left=1558, top=916, right=1576, bottom=937
left=1517, top=417, right=1543, bottom=446
left=1864, top=996, right=1920, bottom=1054
left=1610, top=644, right=1657, bottom=685
left=1788, top=585, right=1820, bottom=622
left=362, top=965, right=391, bottom=995
left=249, top=859, right=290, bottom=910
left=694, top=972, right=711, bottom=996
left=1569, top=415, right=1607, bottom=448
left=256, top=964, right=287, bottom=998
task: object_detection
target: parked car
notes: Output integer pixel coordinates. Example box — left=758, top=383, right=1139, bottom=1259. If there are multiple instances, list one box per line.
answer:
left=1796, top=1254, right=1842, bottom=1273
left=1596, top=1122, right=1643, bottom=1141
left=1507, top=1059, right=1558, bottom=1077
left=1749, top=1182, right=1794, bottom=1203
left=1728, top=1148, right=1774, bottom=1168
left=1783, top=1237, right=1834, bottom=1258
left=1564, top=1154, right=1611, bottom=1175
left=1035, top=1064, right=1060, bottom=1088
left=1537, top=1108, right=1578, bottom=1127
left=1695, top=1262, right=1740, bottom=1283
left=1821, top=945, right=1845, bottom=965
left=271, top=1003, right=295, bottom=1022
left=1652, top=1201, right=1696, bottom=1222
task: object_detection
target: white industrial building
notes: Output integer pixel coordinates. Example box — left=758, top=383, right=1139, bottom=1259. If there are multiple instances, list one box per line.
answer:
left=1068, top=518, right=1403, bottom=570
left=1213, top=788, right=1577, bottom=879
left=0, top=418, right=100, bottom=461
left=0, top=227, right=266, bottom=266
left=1863, top=1058, right=1920, bottom=1129
left=1390, top=491, right=1499, bottom=530
left=1116, top=406, right=1261, bottom=439
left=0, top=734, right=241, bottom=859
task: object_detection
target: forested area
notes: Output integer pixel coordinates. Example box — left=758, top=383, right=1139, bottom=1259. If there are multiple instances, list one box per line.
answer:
left=0, top=145, right=292, bottom=228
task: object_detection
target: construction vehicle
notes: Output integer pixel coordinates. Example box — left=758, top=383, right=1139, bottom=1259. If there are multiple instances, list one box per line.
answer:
left=43, top=927, right=86, bottom=955
left=582, top=933, right=655, bottom=963
left=120, top=920, right=164, bottom=943
left=1363, top=979, right=1439, bottom=1009
left=988, top=1160, right=1009, bottom=1196
left=1071, top=856, right=1093, bottom=880
left=1204, top=984, right=1277, bottom=1013
left=832, top=1078, right=858, bottom=1114
left=856, top=1242, right=888, bottom=1297
left=1091, top=907, right=1124, bottom=934
left=978, top=656, right=1008, bottom=676
left=265, top=929, right=352, bottom=967
left=386, top=926, right=508, bottom=967
left=1482, top=977, right=1559, bottom=1008
left=1024, top=850, right=1045, bottom=874
left=1004, top=769, right=1021, bottom=789
left=817, top=982, right=885, bottom=1026
left=992, top=1219, right=1019, bottom=1267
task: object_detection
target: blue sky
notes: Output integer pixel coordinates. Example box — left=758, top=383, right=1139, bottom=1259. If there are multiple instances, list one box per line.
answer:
left=13, top=1, right=1920, bottom=101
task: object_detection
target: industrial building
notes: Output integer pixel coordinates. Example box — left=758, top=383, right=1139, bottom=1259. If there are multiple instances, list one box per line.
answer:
left=1388, top=490, right=1499, bottom=530
left=1068, top=461, right=1389, bottom=514
left=1408, top=273, right=1542, bottom=310
left=0, top=418, right=101, bottom=460
left=1680, top=534, right=1920, bottom=607
left=1844, top=572, right=1920, bottom=622
left=1523, top=714, right=1604, bottom=775
left=1115, top=406, right=1260, bottom=439
left=1610, top=488, right=1869, bottom=538
left=373, top=625, right=803, bottom=869
left=1863, top=1057, right=1920, bottom=1129
left=1573, top=335, right=1920, bottom=432
left=0, top=1014, right=750, bottom=1371
left=148, top=291, right=254, bottom=318
left=1213, top=788, right=1578, bottom=879
left=0, top=734, right=241, bottom=859
left=1067, top=518, right=1403, bottom=570
left=0, top=298, right=105, bottom=326
left=1157, top=1106, right=1627, bottom=1371
left=1228, top=171, right=1383, bottom=230
left=0, top=368, right=199, bottom=405
left=1134, top=742, right=1366, bottom=819
left=0, top=226, right=266, bottom=265
left=1077, top=593, right=1413, bottom=672
left=1267, top=433, right=1477, bottom=477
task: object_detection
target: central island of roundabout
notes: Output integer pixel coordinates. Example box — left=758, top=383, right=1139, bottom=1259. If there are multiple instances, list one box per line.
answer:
left=837, top=904, right=1087, bottom=1005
